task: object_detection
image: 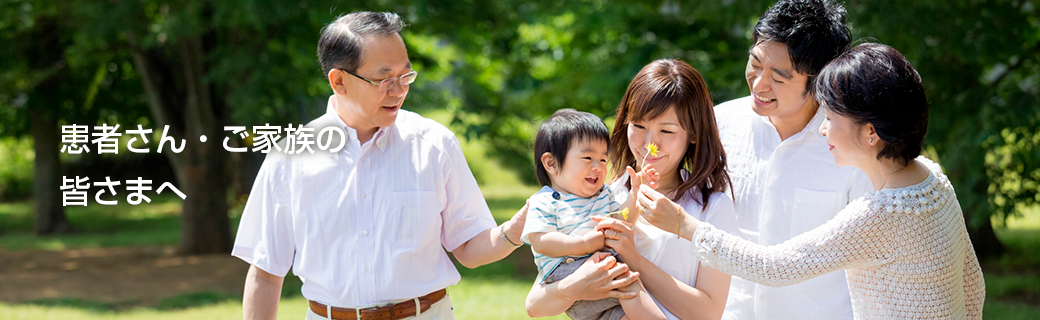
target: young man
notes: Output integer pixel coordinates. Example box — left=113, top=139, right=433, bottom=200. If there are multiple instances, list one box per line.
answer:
left=713, top=1, right=872, bottom=319
left=232, top=12, right=526, bottom=320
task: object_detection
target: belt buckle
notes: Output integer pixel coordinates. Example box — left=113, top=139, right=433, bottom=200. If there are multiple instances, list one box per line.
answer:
left=356, top=306, right=379, bottom=320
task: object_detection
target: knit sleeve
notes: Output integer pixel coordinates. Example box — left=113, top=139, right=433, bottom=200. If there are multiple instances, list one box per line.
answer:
left=689, top=199, right=894, bottom=287
left=962, top=233, right=986, bottom=319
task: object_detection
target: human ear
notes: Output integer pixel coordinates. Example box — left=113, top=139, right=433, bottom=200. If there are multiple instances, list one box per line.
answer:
left=541, top=152, right=557, bottom=175
left=328, top=69, right=348, bottom=95
left=863, top=123, right=878, bottom=146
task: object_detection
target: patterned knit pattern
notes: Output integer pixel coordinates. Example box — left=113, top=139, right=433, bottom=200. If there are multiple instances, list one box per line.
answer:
left=690, top=158, right=985, bottom=319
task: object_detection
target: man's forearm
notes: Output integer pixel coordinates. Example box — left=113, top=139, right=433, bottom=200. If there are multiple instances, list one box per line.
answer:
left=244, top=264, right=285, bottom=320
left=452, top=218, right=522, bottom=268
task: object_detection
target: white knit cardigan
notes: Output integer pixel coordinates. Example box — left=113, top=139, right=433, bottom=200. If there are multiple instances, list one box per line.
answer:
left=691, top=157, right=985, bottom=319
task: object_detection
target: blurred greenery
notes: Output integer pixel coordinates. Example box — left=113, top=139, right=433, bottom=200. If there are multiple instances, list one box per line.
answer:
left=0, top=137, right=34, bottom=200
left=1, top=0, right=1037, bottom=255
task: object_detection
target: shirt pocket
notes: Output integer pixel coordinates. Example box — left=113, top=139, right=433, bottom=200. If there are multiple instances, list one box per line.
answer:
left=391, top=191, right=439, bottom=245
left=790, top=188, right=844, bottom=237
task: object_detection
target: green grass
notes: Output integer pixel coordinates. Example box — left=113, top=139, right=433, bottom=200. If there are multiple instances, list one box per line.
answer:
left=0, top=278, right=563, bottom=320
left=983, top=204, right=1040, bottom=319
left=0, top=195, right=244, bottom=251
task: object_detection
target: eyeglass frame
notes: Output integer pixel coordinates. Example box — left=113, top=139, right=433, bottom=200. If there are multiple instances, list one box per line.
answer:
left=336, top=68, right=417, bottom=92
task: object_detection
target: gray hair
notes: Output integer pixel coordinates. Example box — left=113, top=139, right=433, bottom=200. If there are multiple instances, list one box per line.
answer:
left=317, top=11, right=406, bottom=79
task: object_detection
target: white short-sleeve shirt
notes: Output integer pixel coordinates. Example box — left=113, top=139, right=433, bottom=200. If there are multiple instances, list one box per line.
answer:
left=232, top=96, right=496, bottom=307
left=714, top=96, right=871, bottom=320
left=610, top=172, right=739, bottom=320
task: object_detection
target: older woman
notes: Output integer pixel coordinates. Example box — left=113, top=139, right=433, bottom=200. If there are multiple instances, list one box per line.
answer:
left=629, top=43, right=986, bottom=319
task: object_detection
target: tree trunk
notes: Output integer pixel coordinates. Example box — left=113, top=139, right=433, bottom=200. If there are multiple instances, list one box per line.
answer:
left=27, top=16, right=70, bottom=236
left=29, top=110, right=70, bottom=235
left=175, top=35, right=231, bottom=255
left=128, top=32, right=232, bottom=255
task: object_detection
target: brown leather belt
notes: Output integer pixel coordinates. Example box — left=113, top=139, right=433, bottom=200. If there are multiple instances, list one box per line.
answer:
left=308, top=289, right=447, bottom=320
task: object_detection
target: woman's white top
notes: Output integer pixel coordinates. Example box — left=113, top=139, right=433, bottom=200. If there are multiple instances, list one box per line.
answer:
left=689, top=157, right=986, bottom=319
left=611, top=172, right=738, bottom=320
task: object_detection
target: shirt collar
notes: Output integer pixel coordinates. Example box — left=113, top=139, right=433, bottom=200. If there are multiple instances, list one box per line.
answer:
left=756, top=104, right=827, bottom=142
left=325, top=95, right=393, bottom=152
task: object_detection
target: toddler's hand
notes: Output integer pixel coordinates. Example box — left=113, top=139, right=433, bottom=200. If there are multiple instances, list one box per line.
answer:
left=582, top=230, right=606, bottom=254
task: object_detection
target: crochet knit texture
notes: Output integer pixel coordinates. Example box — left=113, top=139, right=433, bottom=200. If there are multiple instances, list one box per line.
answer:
left=691, top=158, right=985, bottom=319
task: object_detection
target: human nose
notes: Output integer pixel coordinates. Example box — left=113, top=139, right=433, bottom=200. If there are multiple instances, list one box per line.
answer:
left=592, top=161, right=605, bottom=173
left=386, top=78, right=408, bottom=97
left=819, top=119, right=829, bottom=137
left=752, top=71, right=772, bottom=93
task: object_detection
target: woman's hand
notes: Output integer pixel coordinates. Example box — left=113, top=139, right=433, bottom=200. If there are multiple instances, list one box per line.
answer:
left=591, top=216, right=640, bottom=264
left=558, top=252, right=640, bottom=301
left=635, top=184, right=699, bottom=239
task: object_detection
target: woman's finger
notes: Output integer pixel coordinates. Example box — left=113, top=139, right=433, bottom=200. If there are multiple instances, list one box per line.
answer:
left=605, top=261, right=630, bottom=280
left=610, top=271, right=639, bottom=289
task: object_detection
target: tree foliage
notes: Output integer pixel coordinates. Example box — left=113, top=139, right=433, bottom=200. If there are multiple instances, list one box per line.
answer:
left=1, top=0, right=1036, bottom=255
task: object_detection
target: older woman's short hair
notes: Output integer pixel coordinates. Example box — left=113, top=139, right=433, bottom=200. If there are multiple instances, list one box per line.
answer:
left=814, top=43, right=929, bottom=166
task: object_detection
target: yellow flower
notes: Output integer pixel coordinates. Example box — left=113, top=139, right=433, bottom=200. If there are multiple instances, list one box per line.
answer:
left=606, top=207, right=629, bottom=220
left=646, top=143, right=659, bottom=157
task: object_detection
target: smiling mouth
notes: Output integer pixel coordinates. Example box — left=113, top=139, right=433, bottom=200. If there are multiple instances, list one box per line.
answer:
left=585, top=177, right=599, bottom=185
left=753, top=92, right=776, bottom=104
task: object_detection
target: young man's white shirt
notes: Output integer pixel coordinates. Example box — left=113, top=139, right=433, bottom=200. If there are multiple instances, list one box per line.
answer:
left=233, top=96, right=495, bottom=309
left=714, top=96, right=871, bottom=320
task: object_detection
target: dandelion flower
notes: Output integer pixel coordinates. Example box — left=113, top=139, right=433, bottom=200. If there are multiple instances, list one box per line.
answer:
left=605, top=207, right=629, bottom=220
left=647, top=143, right=659, bottom=157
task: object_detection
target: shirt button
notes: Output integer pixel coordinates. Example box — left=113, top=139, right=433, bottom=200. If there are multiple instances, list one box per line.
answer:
left=758, top=295, right=765, bottom=301
left=364, top=267, right=370, bottom=272
left=362, top=230, right=368, bottom=235
left=362, top=194, right=367, bottom=199
left=360, top=157, right=365, bottom=163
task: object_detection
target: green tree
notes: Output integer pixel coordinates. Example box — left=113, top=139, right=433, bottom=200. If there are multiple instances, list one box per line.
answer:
left=0, top=0, right=149, bottom=234
left=403, top=0, right=1039, bottom=257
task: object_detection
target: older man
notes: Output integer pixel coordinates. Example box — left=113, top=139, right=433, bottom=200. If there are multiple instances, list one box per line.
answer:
left=233, top=11, right=526, bottom=320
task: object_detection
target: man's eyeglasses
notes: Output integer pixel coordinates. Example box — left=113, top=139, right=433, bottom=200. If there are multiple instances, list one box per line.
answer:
left=337, top=68, right=418, bottom=92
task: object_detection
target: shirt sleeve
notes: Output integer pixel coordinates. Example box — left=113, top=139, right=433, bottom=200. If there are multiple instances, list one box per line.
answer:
left=703, top=192, right=738, bottom=235
left=439, top=135, right=496, bottom=251
left=231, top=151, right=296, bottom=277
left=689, top=200, right=894, bottom=287
left=521, top=196, right=559, bottom=245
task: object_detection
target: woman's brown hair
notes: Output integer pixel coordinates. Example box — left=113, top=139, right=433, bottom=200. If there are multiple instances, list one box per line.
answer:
left=609, top=59, right=731, bottom=209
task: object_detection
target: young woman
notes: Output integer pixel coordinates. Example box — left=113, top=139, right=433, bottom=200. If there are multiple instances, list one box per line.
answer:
left=633, top=43, right=986, bottom=319
left=527, top=59, right=735, bottom=320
